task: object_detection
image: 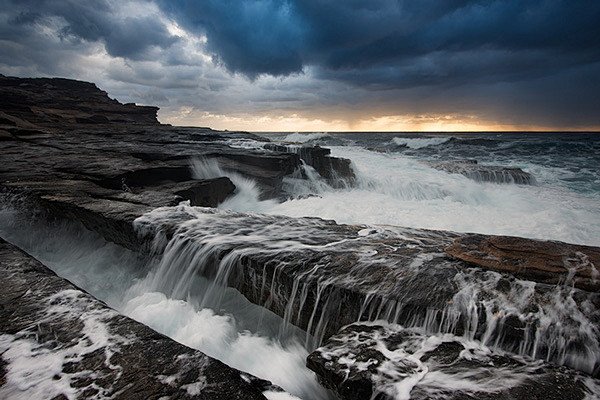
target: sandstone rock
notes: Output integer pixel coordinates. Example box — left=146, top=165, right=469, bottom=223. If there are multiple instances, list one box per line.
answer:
left=445, top=234, right=600, bottom=291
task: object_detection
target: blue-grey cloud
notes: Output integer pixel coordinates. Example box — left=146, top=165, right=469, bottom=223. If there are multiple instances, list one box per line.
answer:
left=156, top=0, right=600, bottom=83
left=1, top=0, right=599, bottom=127
left=156, top=0, right=304, bottom=77
left=2, top=0, right=178, bottom=60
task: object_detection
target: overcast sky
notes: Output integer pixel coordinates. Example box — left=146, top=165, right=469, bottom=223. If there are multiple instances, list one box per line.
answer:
left=1, top=0, right=599, bottom=131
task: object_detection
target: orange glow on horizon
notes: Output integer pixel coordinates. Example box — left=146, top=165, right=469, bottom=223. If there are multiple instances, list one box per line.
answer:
left=159, top=108, right=599, bottom=133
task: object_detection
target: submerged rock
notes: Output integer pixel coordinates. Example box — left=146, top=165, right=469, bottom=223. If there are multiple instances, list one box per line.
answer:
left=307, top=322, right=597, bottom=400
left=0, top=238, right=269, bottom=399
left=425, top=160, right=535, bottom=184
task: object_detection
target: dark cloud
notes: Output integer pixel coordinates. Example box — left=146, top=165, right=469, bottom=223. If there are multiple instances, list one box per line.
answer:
left=2, top=0, right=178, bottom=60
left=1, top=0, right=599, bottom=128
left=157, top=0, right=304, bottom=77
left=156, top=0, right=600, bottom=80
left=152, top=0, right=600, bottom=126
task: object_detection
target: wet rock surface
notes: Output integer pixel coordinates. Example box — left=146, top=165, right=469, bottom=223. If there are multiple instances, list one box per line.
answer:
left=446, top=234, right=600, bottom=291
left=425, top=160, right=535, bottom=184
left=307, top=323, right=597, bottom=400
left=134, top=206, right=600, bottom=377
left=0, top=238, right=270, bottom=399
left=0, top=75, right=352, bottom=249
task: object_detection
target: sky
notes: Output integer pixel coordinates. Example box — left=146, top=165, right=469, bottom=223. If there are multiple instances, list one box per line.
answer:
left=1, top=0, right=599, bottom=131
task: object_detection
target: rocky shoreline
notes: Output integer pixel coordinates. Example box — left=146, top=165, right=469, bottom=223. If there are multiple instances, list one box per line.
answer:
left=1, top=74, right=599, bottom=399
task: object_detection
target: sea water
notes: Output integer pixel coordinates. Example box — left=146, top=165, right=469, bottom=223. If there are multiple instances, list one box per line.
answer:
left=1, top=131, right=599, bottom=399
left=234, top=132, right=600, bottom=246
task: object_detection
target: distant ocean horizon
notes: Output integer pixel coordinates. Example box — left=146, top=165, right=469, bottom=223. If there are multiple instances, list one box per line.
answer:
left=215, top=130, right=600, bottom=246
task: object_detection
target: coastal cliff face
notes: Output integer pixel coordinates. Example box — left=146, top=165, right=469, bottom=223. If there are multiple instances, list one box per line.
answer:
left=1, top=75, right=599, bottom=399
left=0, top=74, right=159, bottom=130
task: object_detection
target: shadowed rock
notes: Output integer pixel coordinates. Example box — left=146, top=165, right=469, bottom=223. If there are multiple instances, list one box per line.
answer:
left=0, top=74, right=159, bottom=128
left=426, top=160, right=535, bottom=184
left=445, top=234, right=600, bottom=291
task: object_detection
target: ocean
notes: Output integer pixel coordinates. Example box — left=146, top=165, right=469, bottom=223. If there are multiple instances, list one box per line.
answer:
left=1, top=131, right=599, bottom=399
left=232, top=131, right=600, bottom=247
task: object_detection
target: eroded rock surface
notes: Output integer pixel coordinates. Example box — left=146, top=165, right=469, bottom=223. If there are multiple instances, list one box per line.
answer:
left=0, top=238, right=270, bottom=399
left=307, top=323, right=598, bottom=400
left=446, top=234, right=600, bottom=291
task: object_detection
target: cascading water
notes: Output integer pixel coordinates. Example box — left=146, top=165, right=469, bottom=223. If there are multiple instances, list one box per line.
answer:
left=130, top=203, right=600, bottom=376
left=0, top=204, right=332, bottom=400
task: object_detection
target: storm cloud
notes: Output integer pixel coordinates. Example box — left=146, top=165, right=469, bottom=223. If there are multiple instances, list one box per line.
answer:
left=1, top=0, right=599, bottom=129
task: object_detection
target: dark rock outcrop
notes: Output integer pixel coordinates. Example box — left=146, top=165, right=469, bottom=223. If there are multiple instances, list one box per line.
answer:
left=445, top=234, right=600, bottom=291
left=0, top=238, right=269, bottom=399
left=264, top=143, right=355, bottom=186
left=426, top=160, right=535, bottom=184
left=0, top=74, right=159, bottom=128
left=307, top=323, right=596, bottom=400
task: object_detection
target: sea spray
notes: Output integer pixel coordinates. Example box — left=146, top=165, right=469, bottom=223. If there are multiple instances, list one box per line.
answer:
left=234, top=143, right=600, bottom=246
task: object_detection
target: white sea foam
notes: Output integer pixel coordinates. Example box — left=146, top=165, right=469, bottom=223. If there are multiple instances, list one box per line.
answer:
left=283, top=132, right=330, bottom=143
left=191, top=157, right=278, bottom=212
left=0, top=206, right=329, bottom=400
left=220, top=145, right=600, bottom=246
left=391, top=137, right=451, bottom=149
left=0, top=290, right=127, bottom=400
